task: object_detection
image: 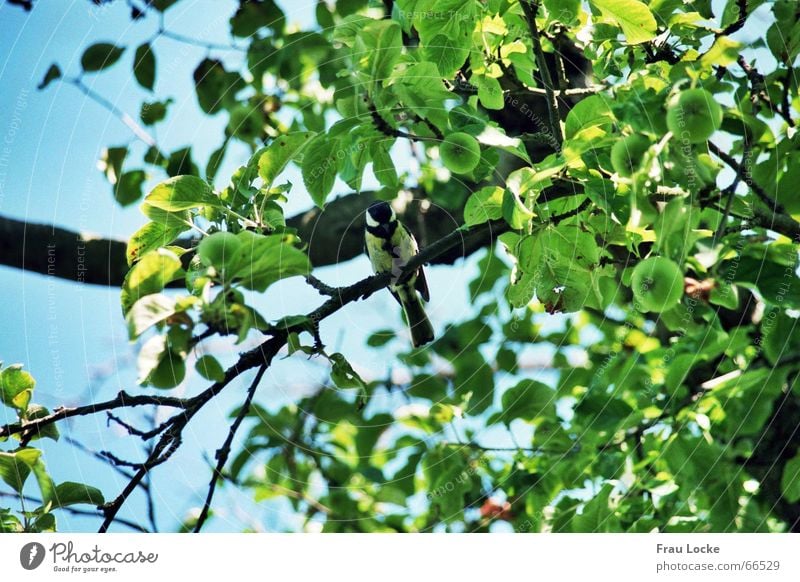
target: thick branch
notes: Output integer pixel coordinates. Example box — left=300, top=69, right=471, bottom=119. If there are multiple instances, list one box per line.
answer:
left=0, top=181, right=578, bottom=286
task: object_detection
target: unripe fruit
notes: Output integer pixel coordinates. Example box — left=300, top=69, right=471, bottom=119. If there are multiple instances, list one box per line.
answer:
left=631, top=257, right=684, bottom=313
left=440, top=132, right=481, bottom=174
left=611, top=134, right=651, bottom=177
left=666, top=89, right=723, bottom=144
left=197, top=231, right=241, bottom=271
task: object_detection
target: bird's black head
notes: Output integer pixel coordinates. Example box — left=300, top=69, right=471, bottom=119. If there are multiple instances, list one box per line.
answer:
left=366, top=201, right=395, bottom=226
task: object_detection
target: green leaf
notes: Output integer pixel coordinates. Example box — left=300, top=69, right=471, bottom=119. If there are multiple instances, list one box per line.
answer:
left=422, top=33, right=469, bottom=78
left=370, top=142, right=397, bottom=188
left=133, top=43, right=156, bottom=90
left=150, top=0, right=178, bottom=10
left=37, top=64, right=61, bottom=90
left=99, top=146, right=128, bottom=185
left=140, top=99, right=172, bottom=126
left=476, top=76, right=504, bottom=110
left=126, top=216, right=190, bottom=266
left=500, top=380, right=555, bottom=424
left=0, top=449, right=41, bottom=493
left=573, top=483, right=617, bottom=532
left=781, top=452, right=800, bottom=503
left=422, top=445, right=471, bottom=523
left=0, top=365, right=35, bottom=411
left=121, top=248, right=184, bottom=314
left=126, top=294, right=176, bottom=339
left=51, top=482, right=105, bottom=508
left=229, top=232, right=310, bottom=292
left=366, top=329, right=396, bottom=347
left=22, top=405, right=60, bottom=442
left=230, top=0, right=285, bottom=37
left=502, top=189, right=534, bottom=230
left=329, top=352, right=366, bottom=389
left=193, top=58, right=246, bottom=114
left=196, top=355, right=225, bottom=382
left=453, top=353, right=494, bottom=414
left=590, top=0, right=657, bottom=44
left=302, top=135, right=341, bottom=207
left=32, top=512, right=56, bottom=533
left=358, top=19, right=402, bottom=87
left=564, top=95, right=615, bottom=139
left=411, top=0, right=477, bottom=47
left=258, top=132, right=316, bottom=187
left=699, top=36, right=742, bottom=68
left=143, top=175, right=219, bottom=212
left=166, top=147, right=199, bottom=177
left=392, top=62, right=453, bottom=128
left=81, top=43, right=125, bottom=72
left=114, top=170, right=147, bottom=206
left=31, top=458, right=55, bottom=506
left=464, top=186, right=504, bottom=226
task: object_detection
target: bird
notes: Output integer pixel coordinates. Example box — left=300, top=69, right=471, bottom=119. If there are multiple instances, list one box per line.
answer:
left=364, top=201, right=434, bottom=348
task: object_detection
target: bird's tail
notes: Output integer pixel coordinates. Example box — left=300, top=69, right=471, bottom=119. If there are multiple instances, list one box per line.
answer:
left=399, top=288, right=434, bottom=348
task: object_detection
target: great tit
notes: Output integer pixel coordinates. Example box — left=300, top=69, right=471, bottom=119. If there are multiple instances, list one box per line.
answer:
left=364, top=201, right=434, bottom=348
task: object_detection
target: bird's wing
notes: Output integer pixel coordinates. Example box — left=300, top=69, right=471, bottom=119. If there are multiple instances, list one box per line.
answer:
left=401, top=224, right=431, bottom=302
left=415, top=265, right=430, bottom=302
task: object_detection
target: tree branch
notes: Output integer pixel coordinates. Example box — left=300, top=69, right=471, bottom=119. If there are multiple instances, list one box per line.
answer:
left=0, top=181, right=579, bottom=286
left=519, top=0, right=563, bottom=146
left=0, top=391, right=191, bottom=443
left=193, top=364, right=267, bottom=532
left=67, top=78, right=156, bottom=147
left=708, top=141, right=786, bottom=214
left=717, top=0, right=748, bottom=38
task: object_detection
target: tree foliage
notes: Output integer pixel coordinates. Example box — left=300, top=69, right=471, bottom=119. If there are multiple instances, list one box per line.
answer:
left=2, top=0, right=800, bottom=533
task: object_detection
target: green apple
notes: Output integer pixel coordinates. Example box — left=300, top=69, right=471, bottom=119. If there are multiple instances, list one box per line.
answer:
left=440, top=132, right=481, bottom=174
left=611, top=133, right=651, bottom=177
left=197, top=231, right=242, bottom=271
left=631, top=257, right=684, bottom=313
left=666, top=88, right=723, bottom=144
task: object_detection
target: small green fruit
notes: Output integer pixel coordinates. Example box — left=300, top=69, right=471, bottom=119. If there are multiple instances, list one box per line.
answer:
left=631, top=257, right=684, bottom=313
left=197, top=231, right=241, bottom=271
left=666, top=89, right=723, bottom=144
left=611, top=134, right=651, bottom=177
left=440, top=132, right=481, bottom=174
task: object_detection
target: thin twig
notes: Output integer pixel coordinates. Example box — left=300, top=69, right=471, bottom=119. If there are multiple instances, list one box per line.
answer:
left=193, top=364, right=268, bottom=532
left=370, top=104, right=437, bottom=143
left=158, top=29, right=246, bottom=52
left=708, top=141, right=785, bottom=214
left=519, top=0, right=563, bottom=145
left=68, top=78, right=156, bottom=147
left=511, top=85, right=606, bottom=98
left=63, top=436, right=141, bottom=485
left=1, top=391, right=191, bottom=443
